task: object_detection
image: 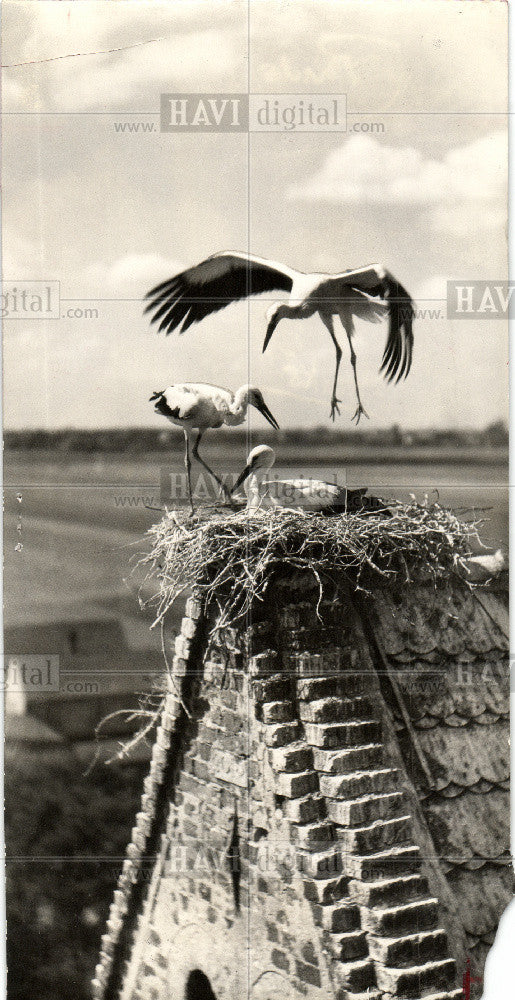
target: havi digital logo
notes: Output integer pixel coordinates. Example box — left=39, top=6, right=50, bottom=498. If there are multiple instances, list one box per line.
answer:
left=161, top=94, right=248, bottom=132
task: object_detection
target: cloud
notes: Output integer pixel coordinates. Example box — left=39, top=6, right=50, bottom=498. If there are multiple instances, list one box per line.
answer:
left=249, top=0, right=507, bottom=114
left=106, top=254, right=185, bottom=291
left=88, top=254, right=184, bottom=294
left=288, top=132, right=506, bottom=235
left=289, top=132, right=506, bottom=205
left=3, top=2, right=246, bottom=112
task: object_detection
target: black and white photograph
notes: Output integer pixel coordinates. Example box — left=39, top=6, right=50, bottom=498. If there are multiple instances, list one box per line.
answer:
left=2, top=2, right=511, bottom=999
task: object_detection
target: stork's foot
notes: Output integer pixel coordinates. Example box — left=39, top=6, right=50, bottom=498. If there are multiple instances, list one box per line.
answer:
left=351, top=403, right=369, bottom=424
left=330, top=396, right=342, bottom=421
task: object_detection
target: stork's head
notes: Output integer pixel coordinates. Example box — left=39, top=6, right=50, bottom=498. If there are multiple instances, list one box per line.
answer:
left=231, top=445, right=276, bottom=494
left=265, top=302, right=280, bottom=324
left=237, top=385, right=280, bottom=430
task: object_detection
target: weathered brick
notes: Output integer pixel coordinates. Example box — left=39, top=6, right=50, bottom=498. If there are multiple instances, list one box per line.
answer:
left=339, top=959, right=376, bottom=992
left=301, top=941, right=317, bottom=965
left=313, top=744, right=383, bottom=774
left=174, top=634, right=191, bottom=660
left=172, top=655, right=189, bottom=678
left=327, top=791, right=404, bottom=827
left=291, top=821, right=336, bottom=848
left=253, top=674, right=294, bottom=703
left=303, top=873, right=349, bottom=905
left=348, top=872, right=428, bottom=908
left=335, top=929, right=368, bottom=962
left=299, top=696, right=374, bottom=724
left=220, top=689, right=239, bottom=711
left=275, top=769, right=319, bottom=798
left=293, top=651, right=344, bottom=678
left=304, top=720, right=381, bottom=748
left=269, top=743, right=313, bottom=773
left=361, top=897, right=439, bottom=936
left=177, top=773, right=203, bottom=797
left=203, top=660, right=224, bottom=684
left=219, top=708, right=244, bottom=735
left=314, top=902, right=360, bottom=933
left=297, top=669, right=368, bottom=702
left=181, top=616, right=197, bottom=640
left=264, top=723, right=299, bottom=747
left=339, top=815, right=412, bottom=855
left=266, top=921, right=279, bottom=942
left=374, top=958, right=456, bottom=998
left=249, top=651, right=279, bottom=677
left=319, top=768, right=398, bottom=799
left=295, top=960, right=321, bottom=988
left=368, top=927, right=448, bottom=966
left=298, top=848, right=342, bottom=880
left=181, top=820, right=198, bottom=838
left=346, top=844, right=421, bottom=882
left=185, top=596, right=203, bottom=619
left=261, top=701, right=295, bottom=724
left=283, top=793, right=323, bottom=823
left=271, top=949, right=290, bottom=972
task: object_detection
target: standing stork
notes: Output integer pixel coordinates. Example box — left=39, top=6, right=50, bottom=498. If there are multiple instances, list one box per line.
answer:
left=150, top=382, right=279, bottom=512
left=145, top=252, right=414, bottom=423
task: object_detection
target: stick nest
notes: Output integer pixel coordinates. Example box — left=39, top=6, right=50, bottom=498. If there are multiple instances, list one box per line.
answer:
left=142, top=500, right=479, bottom=632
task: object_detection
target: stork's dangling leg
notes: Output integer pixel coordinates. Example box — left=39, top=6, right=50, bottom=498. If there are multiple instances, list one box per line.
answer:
left=183, top=429, right=194, bottom=514
left=320, top=312, right=342, bottom=421
left=340, top=312, right=369, bottom=424
left=192, top=431, right=232, bottom=501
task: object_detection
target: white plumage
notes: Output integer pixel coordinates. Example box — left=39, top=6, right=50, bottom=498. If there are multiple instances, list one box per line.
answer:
left=150, top=383, right=279, bottom=512
left=460, top=549, right=505, bottom=582
left=145, top=251, right=414, bottom=423
left=231, top=445, right=385, bottom=516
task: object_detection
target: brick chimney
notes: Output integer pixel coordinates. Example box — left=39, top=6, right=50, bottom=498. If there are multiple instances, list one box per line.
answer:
left=93, top=568, right=509, bottom=1000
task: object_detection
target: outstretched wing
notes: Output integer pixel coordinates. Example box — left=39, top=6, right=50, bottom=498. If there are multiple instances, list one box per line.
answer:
left=144, top=252, right=294, bottom=335
left=328, top=264, right=414, bottom=383
left=377, top=273, right=414, bottom=383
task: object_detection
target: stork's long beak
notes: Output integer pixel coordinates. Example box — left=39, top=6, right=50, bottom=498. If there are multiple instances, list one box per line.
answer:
left=262, top=325, right=275, bottom=354
left=231, top=461, right=253, bottom=495
left=255, top=399, right=280, bottom=430
left=262, top=313, right=280, bottom=353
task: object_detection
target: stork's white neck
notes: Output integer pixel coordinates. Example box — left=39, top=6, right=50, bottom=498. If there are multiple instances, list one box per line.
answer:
left=245, top=469, right=275, bottom=512
left=224, top=386, right=250, bottom=427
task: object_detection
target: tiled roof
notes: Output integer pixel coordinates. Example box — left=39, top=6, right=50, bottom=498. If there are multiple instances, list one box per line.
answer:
left=370, top=585, right=508, bottom=660
left=444, top=865, right=514, bottom=938
left=423, top=790, right=509, bottom=868
left=365, top=579, right=511, bottom=962
left=389, top=660, right=509, bottom=726
left=417, top=723, right=510, bottom=792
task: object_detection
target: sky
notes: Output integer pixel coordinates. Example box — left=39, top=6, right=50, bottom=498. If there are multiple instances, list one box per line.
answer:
left=2, top=0, right=508, bottom=430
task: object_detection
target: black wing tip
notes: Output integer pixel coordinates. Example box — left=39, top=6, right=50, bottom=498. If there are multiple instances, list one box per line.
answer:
left=379, top=279, right=414, bottom=383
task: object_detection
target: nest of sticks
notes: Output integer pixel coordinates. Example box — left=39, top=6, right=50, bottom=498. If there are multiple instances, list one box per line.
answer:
left=142, top=499, right=480, bottom=633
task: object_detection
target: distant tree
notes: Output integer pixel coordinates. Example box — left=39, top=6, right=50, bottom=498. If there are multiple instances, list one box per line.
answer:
left=485, top=420, right=508, bottom=446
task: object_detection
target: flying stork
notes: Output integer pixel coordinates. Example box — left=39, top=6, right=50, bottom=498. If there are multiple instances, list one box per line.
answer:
left=231, top=445, right=388, bottom=515
left=145, top=252, right=414, bottom=423
left=150, top=383, right=279, bottom=513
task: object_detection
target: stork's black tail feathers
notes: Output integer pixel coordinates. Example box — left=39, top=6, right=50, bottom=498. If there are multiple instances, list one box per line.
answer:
left=379, top=275, right=414, bottom=384
left=318, top=487, right=391, bottom=517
